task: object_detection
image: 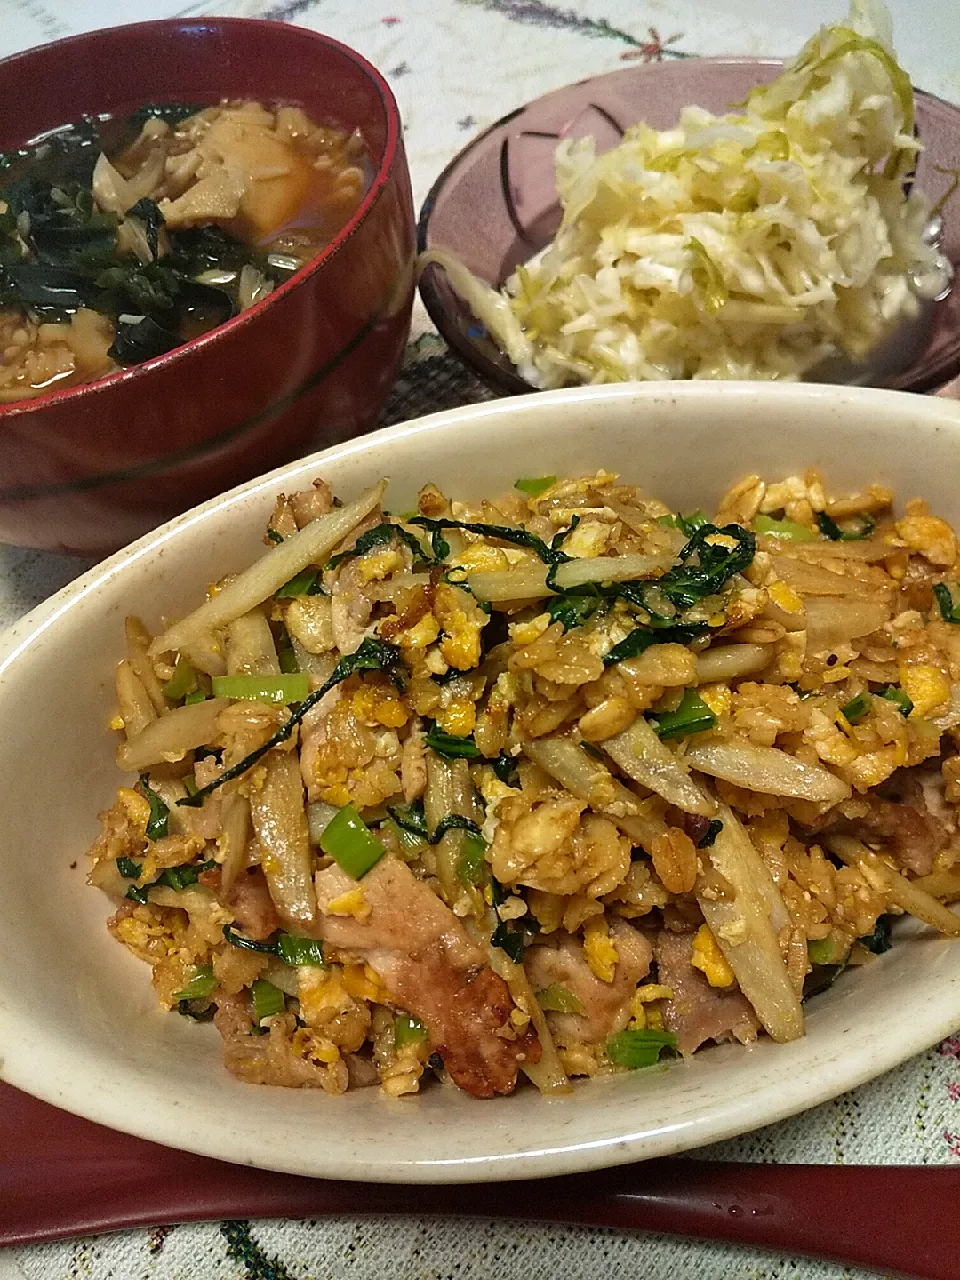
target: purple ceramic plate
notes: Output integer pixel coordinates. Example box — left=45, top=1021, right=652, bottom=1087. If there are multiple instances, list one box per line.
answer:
left=418, top=59, right=960, bottom=395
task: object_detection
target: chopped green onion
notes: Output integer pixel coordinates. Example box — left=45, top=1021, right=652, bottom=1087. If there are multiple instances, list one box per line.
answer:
left=395, top=1012, right=428, bottom=1051
left=807, top=936, right=851, bottom=967
left=210, top=673, right=309, bottom=705
left=162, top=657, right=197, bottom=701
left=183, top=775, right=199, bottom=797
left=816, top=511, right=876, bottom=542
left=880, top=685, right=913, bottom=717
left=458, top=832, right=488, bottom=886
left=157, top=859, right=214, bottom=891
left=251, top=978, right=286, bottom=1023
left=514, top=475, right=557, bottom=497
left=184, top=690, right=207, bottom=705
left=606, top=1028, right=677, bottom=1069
left=116, top=855, right=142, bottom=879
left=650, top=689, right=718, bottom=741
left=382, top=816, right=426, bottom=854
left=320, top=803, right=386, bottom=879
left=754, top=514, right=817, bottom=542
left=858, top=915, right=893, bottom=955
left=424, top=723, right=481, bottom=759
left=275, top=567, right=323, bottom=598
left=934, top=583, right=960, bottom=624
left=174, top=964, right=217, bottom=1002
left=139, top=775, right=169, bottom=841
left=276, top=933, right=325, bottom=967
left=656, top=511, right=709, bottom=534
left=535, top=983, right=586, bottom=1015
left=840, top=692, right=871, bottom=724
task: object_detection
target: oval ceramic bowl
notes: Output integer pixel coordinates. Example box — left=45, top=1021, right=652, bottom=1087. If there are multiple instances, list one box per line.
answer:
left=3, top=382, right=960, bottom=1184
left=418, top=59, right=960, bottom=398
left=0, top=20, right=415, bottom=556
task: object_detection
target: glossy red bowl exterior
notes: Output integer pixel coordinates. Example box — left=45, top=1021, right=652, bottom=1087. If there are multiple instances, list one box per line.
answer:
left=0, top=20, right=415, bottom=554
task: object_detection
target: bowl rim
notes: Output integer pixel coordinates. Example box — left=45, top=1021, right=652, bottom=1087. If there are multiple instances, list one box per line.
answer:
left=4, top=379, right=960, bottom=1183
left=0, top=16, right=403, bottom=421
left=416, top=56, right=959, bottom=398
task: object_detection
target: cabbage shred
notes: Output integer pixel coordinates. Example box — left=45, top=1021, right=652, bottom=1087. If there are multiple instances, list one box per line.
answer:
left=424, top=1, right=951, bottom=386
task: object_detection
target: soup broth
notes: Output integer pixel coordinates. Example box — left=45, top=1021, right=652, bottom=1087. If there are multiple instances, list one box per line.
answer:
left=0, top=101, right=370, bottom=402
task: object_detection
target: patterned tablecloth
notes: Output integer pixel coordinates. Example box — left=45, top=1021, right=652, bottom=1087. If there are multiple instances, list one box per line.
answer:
left=1, top=3, right=960, bottom=1278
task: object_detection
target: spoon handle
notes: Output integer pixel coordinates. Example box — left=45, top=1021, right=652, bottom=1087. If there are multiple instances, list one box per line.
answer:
left=1, top=1081, right=955, bottom=1279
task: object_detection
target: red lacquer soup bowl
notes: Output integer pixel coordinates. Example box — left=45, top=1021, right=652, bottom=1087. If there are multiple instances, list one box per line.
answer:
left=0, top=19, right=415, bottom=554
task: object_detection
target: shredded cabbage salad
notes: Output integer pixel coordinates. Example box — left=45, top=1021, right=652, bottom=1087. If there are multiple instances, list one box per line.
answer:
left=422, top=0, right=952, bottom=387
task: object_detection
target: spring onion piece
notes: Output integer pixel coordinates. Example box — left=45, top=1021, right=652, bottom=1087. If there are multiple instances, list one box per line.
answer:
left=658, top=511, right=709, bottom=535
left=320, top=803, right=386, bottom=879
left=840, top=692, right=871, bottom=724
left=458, top=832, right=488, bottom=886
left=395, top=1012, right=428, bottom=1051
left=807, top=936, right=851, bottom=966
left=514, top=475, right=557, bottom=497
left=275, top=624, right=299, bottom=675
left=754, top=514, right=817, bottom=541
left=934, top=583, right=960, bottom=624
left=424, top=723, right=482, bottom=759
left=650, top=690, right=718, bottom=741
left=210, top=673, right=309, bottom=705
left=162, top=657, right=197, bottom=701
left=184, top=690, right=207, bottom=705
left=816, top=511, right=876, bottom=541
left=174, top=964, right=218, bottom=1002
left=880, top=685, right=914, bottom=717
left=276, top=933, right=325, bottom=967
left=251, top=978, right=286, bottom=1023
left=222, top=925, right=280, bottom=955
left=139, top=774, right=170, bottom=840
left=116, top=856, right=142, bottom=879
left=535, top=984, right=586, bottom=1015
left=275, top=568, right=323, bottom=598
left=605, top=1028, right=677, bottom=1069
left=179, top=638, right=406, bottom=807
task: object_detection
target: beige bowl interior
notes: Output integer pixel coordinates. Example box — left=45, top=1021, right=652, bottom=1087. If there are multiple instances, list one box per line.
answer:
left=2, top=381, right=960, bottom=1183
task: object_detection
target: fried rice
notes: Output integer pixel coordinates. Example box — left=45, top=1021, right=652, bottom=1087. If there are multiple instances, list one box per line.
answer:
left=87, top=467, right=960, bottom=1099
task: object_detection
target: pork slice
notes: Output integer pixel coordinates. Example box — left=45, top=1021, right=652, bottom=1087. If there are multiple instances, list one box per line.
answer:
left=316, top=858, right=539, bottom=1098
left=524, top=919, right=653, bottom=1045
left=226, top=866, right=281, bottom=941
left=810, top=767, right=951, bottom=877
left=655, top=930, right=759, bottom=1056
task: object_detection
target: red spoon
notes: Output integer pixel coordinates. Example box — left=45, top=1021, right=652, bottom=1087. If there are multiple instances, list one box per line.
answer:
left=1, top=1080, right=956, bottom=1279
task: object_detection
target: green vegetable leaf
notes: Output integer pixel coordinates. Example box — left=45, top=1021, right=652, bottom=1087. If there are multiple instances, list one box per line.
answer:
left=115, top=855, right=143, bottom=879
left=650, top=689, right=718, bottom=740
left=424, top=723, right=481, bottom=759
left=138, top=774, right=169, bottom=841
left=386, top=800, right=430, bottom=841
left=934, top=583, right=960, bottom=624
left=859, top=914, right=893, bottom=955
left=491, top=752, right=519, bottom=786
left=222, top=925, right=281, bottom=956
left=547, top=591, right=601, bottom=633
left=325, top=522, right=433, bottom=571
left=266, top=528, right=284, bottom=544
left=514, top=476, right=557, bottom=497
left=603, top=621, right=708, bottom=668
left=652, top=523, right=756, bottom=610
left=695, top=819, right=723, bottom=849
left=320, top=803, right=386, bottom=879
left=535, top=983, right=586, bottom=1014
left=816, top=511, right=876, bottom=542
left=606, top=1028, right=677, bottom=1069
left=275, top=567, right=323, bottom=598
left=411, top=516, right=569, bottom=567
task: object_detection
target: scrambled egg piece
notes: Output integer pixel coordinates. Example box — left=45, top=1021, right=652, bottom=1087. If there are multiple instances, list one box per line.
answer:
left=583, top=917, right=618, bottom=983
left=690, top=924, right=735, bottom=988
